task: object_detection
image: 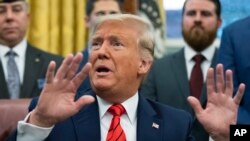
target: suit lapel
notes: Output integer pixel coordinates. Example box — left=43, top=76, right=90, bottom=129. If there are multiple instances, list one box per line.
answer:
left=21, top=45, right=43, bottom=97
left=137, top=95, right=163, bottom=141
left=0, top=61, right=9, bottom=98
left=72, top=93, right=100, bottom=141
left=171, top=49, right=191, bottom=103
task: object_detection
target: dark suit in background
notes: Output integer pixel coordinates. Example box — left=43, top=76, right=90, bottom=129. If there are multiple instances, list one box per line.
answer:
left=218, top=16, right=250, bottom=124
left=140, top=48, right=218, bottom=141
left=0, top=44, right=63, bottom=99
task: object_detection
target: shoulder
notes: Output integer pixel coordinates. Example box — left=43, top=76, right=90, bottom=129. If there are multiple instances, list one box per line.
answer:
left=27, top=44, right=63, bottom=62
left=143, top=97, right=193, bottom=126
left=224, top=16, right=250, bottom=33
left=148, top=98, right=191, bottom=118
left=154, top=49, right=184, bottom=66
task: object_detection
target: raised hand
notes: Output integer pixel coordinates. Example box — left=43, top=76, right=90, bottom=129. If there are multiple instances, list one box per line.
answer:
left=188, top=64, right=245, bottom=141
left=29, top=53, right=95, bottom=127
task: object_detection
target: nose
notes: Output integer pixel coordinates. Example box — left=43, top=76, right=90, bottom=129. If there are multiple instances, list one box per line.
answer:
left=6, top=9, right=14, bottom=20
left=96, top=41, right=110, bottom=60
left=194, top=13, right=201, bottom=22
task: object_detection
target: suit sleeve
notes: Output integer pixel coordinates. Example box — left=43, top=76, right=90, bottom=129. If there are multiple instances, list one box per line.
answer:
left=218, top=27, right=239, bottom=94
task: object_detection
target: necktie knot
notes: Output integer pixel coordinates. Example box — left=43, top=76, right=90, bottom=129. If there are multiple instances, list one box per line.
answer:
left=192, top=54, right=205, bottom=64
left=6, top=50, right=17, bottom=57
left=106, top=104, right=126, bottom=141
left=108, top=104, right=125, bottom=117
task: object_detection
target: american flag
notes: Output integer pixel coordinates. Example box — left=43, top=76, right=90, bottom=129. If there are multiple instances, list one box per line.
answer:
left=138, top=0, right=166, bottom=58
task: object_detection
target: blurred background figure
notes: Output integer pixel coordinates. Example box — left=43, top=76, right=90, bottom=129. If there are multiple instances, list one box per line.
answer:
left=218, top=15, right=250, bottom=124
left=140, top=0, right=221, bottom=140
left=0, top=0, right=63, bottom=99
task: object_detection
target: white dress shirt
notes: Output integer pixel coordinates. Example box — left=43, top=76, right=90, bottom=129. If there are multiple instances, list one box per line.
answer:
left=17, top=92, right=139, bottom=141
left=0, top=40, right=27, bottom=83
left=184, top=43, right=217, bottom=82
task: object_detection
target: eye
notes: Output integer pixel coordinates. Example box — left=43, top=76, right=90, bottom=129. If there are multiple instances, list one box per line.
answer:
left=91, top=41, right=102, bottom=49
left=112, top=41, right=123, bottom=48
left=95, top=11, right=105, bottom=17
left=186, top=10, right=196, bottom=16
left=0, top=6, right=6, bottom=14
left=201, top=11, right=212, bottom=17
left=12, top=5, right=24, bottom=13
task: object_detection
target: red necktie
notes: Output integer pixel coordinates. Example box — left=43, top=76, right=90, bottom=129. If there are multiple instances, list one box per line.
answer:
left=106, top=104, right=126, bottom=141
left=190, top=54, right=205, bottom=99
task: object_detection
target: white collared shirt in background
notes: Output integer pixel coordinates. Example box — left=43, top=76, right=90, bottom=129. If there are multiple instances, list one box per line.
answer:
left=0, top=39, right=27, bottom=83
left=184, top=42, right=217, bottom=81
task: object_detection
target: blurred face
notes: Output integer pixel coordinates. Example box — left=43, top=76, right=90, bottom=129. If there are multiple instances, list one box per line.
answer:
left=86, top=0, right=121, bottom=28
left=182, top=0, right=221, bottom=52
left=0, top=1, right=29, bottom=47
left=89, top=21, right=149, bottom=103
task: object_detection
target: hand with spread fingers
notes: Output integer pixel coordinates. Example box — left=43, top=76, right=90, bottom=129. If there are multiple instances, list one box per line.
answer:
left=29, top=53, right=95, bottom=127
left=188, top=64, right=245, bottom=141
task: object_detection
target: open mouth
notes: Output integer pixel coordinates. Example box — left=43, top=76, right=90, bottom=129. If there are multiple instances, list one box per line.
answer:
left=96, top=66, right=111, bottom=73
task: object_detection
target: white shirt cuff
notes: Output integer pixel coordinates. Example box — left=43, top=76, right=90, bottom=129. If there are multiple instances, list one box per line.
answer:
left=17, top=112, right=54, bottom=141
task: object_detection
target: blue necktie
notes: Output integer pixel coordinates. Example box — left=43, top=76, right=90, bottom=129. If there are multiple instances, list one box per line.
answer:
left=6, top=50, right=20, bottom=99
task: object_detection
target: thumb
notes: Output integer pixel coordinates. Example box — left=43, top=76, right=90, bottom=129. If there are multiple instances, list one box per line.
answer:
left=187, top=96, right=203, bottom=115
left=75, top=95, right=95, bottom=110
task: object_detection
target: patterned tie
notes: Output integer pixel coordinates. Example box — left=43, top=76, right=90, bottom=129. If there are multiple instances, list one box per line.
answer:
left=106, top=104, right=126, bottom=141
left=6, top=50, right=20, bottom=99
left=190, top=54, right=205, bottom=99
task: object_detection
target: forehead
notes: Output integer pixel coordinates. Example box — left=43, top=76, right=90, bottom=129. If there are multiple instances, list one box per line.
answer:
left=184, top=0, right=216, bottom=12
left=0, top=1, right=25, bottom=7
left=93, top=0, right=121, bottom=12
left=93, top=20, right=138, bottom=39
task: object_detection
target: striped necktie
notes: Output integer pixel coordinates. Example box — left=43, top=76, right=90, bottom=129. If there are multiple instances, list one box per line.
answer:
left=6, top=50, right=20, bottom=99
left=106, top=104, right=126, bottom=141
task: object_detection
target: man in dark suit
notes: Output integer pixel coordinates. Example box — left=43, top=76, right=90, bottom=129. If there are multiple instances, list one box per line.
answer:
left=8, top=14, right=244, bottom=141
left=140, top=0, right=221, bottom=140
left=218, top=16, right=250, bottom=124
left=0, top=0, right=63, bottom=99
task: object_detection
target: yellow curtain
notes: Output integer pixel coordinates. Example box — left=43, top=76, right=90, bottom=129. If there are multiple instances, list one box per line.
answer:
left=26, top=0, right=87, bottom=57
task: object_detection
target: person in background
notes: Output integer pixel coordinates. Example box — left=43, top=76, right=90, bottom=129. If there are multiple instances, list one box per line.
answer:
left=0, top=0, right=63, bottom=99
left=140, top=0, right=221, bottom=140
left=78, top=0, right=123, bottom=92
left=218, top=16, right=250, bottom=124
left=7, top=14, right=245, bottom=141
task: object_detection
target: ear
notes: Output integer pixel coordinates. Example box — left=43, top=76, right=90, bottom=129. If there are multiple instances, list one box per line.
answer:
left=217, top=17, right=222, bottom=28
left=138, top=59, right=152, bottom=75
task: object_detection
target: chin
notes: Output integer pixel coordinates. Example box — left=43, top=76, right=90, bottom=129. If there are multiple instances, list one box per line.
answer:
left=92, top=81, right=112, bottom=91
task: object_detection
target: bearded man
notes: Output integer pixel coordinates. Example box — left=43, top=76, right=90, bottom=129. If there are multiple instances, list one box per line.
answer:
left=140, top=0, right=221, bottom=141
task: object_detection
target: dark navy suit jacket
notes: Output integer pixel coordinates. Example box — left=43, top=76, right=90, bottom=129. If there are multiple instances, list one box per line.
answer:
left=218, top=16, right=250, bottom=124
left=8, top=90, right=195, bottom=141
left=140, top=48, right=218, bottom=141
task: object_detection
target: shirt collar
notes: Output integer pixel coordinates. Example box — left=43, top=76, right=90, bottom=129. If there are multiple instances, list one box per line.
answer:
left=184, top=42, right=216, bottom=62
left=97, top=92, right=139, bottom=124
left=0, top=39, right=27, bottom=58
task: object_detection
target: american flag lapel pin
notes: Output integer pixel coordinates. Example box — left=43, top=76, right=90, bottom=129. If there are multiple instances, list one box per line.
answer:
left=152, top=122, right=159, bottom=129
